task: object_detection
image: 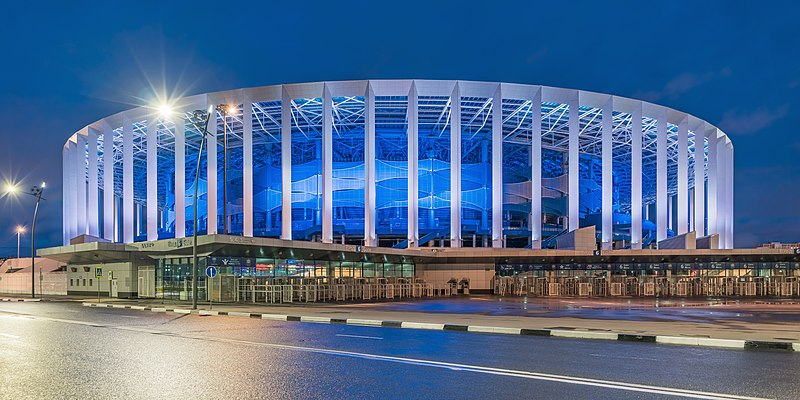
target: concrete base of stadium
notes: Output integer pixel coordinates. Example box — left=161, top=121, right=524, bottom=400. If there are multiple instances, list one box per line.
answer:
left=37, top=234, right=800, bottom=302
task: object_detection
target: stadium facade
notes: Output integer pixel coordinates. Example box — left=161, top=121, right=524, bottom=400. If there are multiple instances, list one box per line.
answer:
left=41, top=80, right=797, bottom=301
left=60, top=80, right=734, bottom=250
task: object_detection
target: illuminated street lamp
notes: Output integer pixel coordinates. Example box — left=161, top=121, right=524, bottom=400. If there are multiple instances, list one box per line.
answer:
left=189, top=106, right=214, bottom=310
left=15, top=225, right=25, bottom=261
left=4, top=182, right=45, bottom=298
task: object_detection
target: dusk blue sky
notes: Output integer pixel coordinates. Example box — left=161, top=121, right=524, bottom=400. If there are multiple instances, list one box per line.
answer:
left=1, top=1, right=798, bottom=255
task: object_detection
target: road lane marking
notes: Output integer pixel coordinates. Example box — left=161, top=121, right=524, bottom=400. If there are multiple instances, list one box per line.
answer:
left=335, top=334, right=384, bottom=340
left=3, top=310, right=766, bottom=400
left=0, top=333, right=20, bottom=339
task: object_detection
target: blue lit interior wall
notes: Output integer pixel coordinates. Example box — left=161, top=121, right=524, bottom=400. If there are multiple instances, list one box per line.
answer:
left=375, top=96, right=408, bottom=239
left=184, top=119, right=208, bottom=236
left=417, top=96, right=450, bottom=234
left=158, top=120, right=175, bottom=238
left=252, top=100, right=282, bottom=237
left=132, top=121, right=147, bottom=239
left=541, top=147, right=565, bottom=231
left=461, top=96, right=492, bottom=238
left=216, top=106, right=244, bottom=235
left=291, top=98, right=323, bottom=240
left=501, top=99, right=533, bottom=240
left=611, top=112, right=632, bottom=241
left=642, top=118, right=658, bottom=225
left=332, top=96, right=365, bottom=237
left=666, top=122, right=679, bottom=234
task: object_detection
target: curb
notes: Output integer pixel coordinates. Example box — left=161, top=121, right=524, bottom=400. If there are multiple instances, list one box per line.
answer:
left=1, top=298, right=42, bottom=302
left=81, top=302, right=800, bottom=352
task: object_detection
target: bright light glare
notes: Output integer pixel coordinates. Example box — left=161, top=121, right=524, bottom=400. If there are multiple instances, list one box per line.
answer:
left=16, top=225, right=25, bottom=234
left=41, top=182, right=46, bottom=188
left=4, top=183, right=18, bottom=194
left=227, top=105, right=237, bottom=114
left=158, top=103, right=173, bottom=118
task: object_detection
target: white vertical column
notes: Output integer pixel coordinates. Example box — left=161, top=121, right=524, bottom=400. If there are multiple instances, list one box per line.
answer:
left=450, top=84, right=462, bottom=247
left=69, top=142, right=78, bottom=240
left=656, top=112, right=668, bottom=243
left=491, top=85, right=503, bottom=248
left=243, top=96, right=254, bottom=237
left=693, top=125, right=705, bottom=236
left=174, top=118, right=186, bottom=238
left=717, top=137, right=727, bottom=248
left=321, top=84, right=333, bottom=243
left=407, top=82, right=419, bottom=247
left=667, top=196, right=673, bottom=232
left=103, top=128, right=114, bottom=241
left=62, top=145, right=69, bottom=245
left=677, top=117, right=689, bottom=235
left=530, top=90, right=542, bottom=249
left=568, top=94, right=580, bottom=231
left=364, top=84, right=377, bottom=246
left=76, top=134, right=87, bottom=236
left=122, top=118, right=134, bottom=243
left=207, top=110, right=218, bottom=235
left=281, top=88, right=292, bottom=240
left=707, top=129, right=719, bottom=244
left=727, top=141, right=734, bottom=248
left=64, top=142, right=76, bottom=243
left=146, top=118, right=158, bottom=241
left=601, top=97, right=613, bottom=250
left=87, top=129, right=99, bottom=237
left=630, top=105, right=643, bottom=249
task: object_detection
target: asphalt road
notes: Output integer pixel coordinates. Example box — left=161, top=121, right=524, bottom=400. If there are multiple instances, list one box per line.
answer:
left=0, top=302, right=798, bottom=399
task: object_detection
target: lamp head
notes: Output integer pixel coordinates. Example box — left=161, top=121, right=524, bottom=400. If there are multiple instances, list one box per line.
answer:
left=4, top=183, right=18, bottom=195
left=158, top=103, right=173, bottom=119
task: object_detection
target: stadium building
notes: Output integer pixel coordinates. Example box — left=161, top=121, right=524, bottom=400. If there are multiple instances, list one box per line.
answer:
left=40, top=80, right=799, bottom=300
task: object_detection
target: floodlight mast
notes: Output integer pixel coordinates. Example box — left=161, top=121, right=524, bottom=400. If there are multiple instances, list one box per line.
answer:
left=191, top=106, right=214, bottom=310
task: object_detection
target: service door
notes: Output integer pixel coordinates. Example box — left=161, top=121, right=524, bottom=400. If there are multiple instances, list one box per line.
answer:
left=111, top=279, right=119, bottom=298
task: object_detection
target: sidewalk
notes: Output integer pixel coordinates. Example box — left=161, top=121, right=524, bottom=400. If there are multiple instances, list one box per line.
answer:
left=72, top=295, right=800, bottom=351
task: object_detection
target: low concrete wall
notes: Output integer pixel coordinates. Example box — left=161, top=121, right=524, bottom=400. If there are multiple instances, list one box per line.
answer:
left=557, top=226, right=596, bottom=250
left=696, top=234, right=720, bottom=249
left=67, top=261, right=140, bottom=298
left=658, top=231, right=697, bottom=250
left=0, top=272, right=67, bottom=295
left=418, top=263, right=494, bottom=292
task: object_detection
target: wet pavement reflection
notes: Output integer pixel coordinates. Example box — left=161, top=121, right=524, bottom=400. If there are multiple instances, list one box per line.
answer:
left=366, top=295, right=800, bottom=324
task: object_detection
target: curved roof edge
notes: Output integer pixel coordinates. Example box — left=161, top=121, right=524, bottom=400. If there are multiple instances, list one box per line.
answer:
left=64, top=79, right=729, bottom=146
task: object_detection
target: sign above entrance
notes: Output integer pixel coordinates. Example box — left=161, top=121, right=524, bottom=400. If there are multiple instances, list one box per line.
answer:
left=207, top=257, right=255, bottom=268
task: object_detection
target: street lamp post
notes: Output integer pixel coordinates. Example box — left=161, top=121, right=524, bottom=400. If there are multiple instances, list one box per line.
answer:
left=16, top=226, right=25, bottom=262
left=30, top=184, right=45, bottom=299
left=5, top=183, right=45, bottom=298
left=190, top=107, right=214, bottom=310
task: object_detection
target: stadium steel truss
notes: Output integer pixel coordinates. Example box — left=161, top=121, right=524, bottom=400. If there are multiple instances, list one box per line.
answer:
left=62, top=80, right=734, bottom=250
